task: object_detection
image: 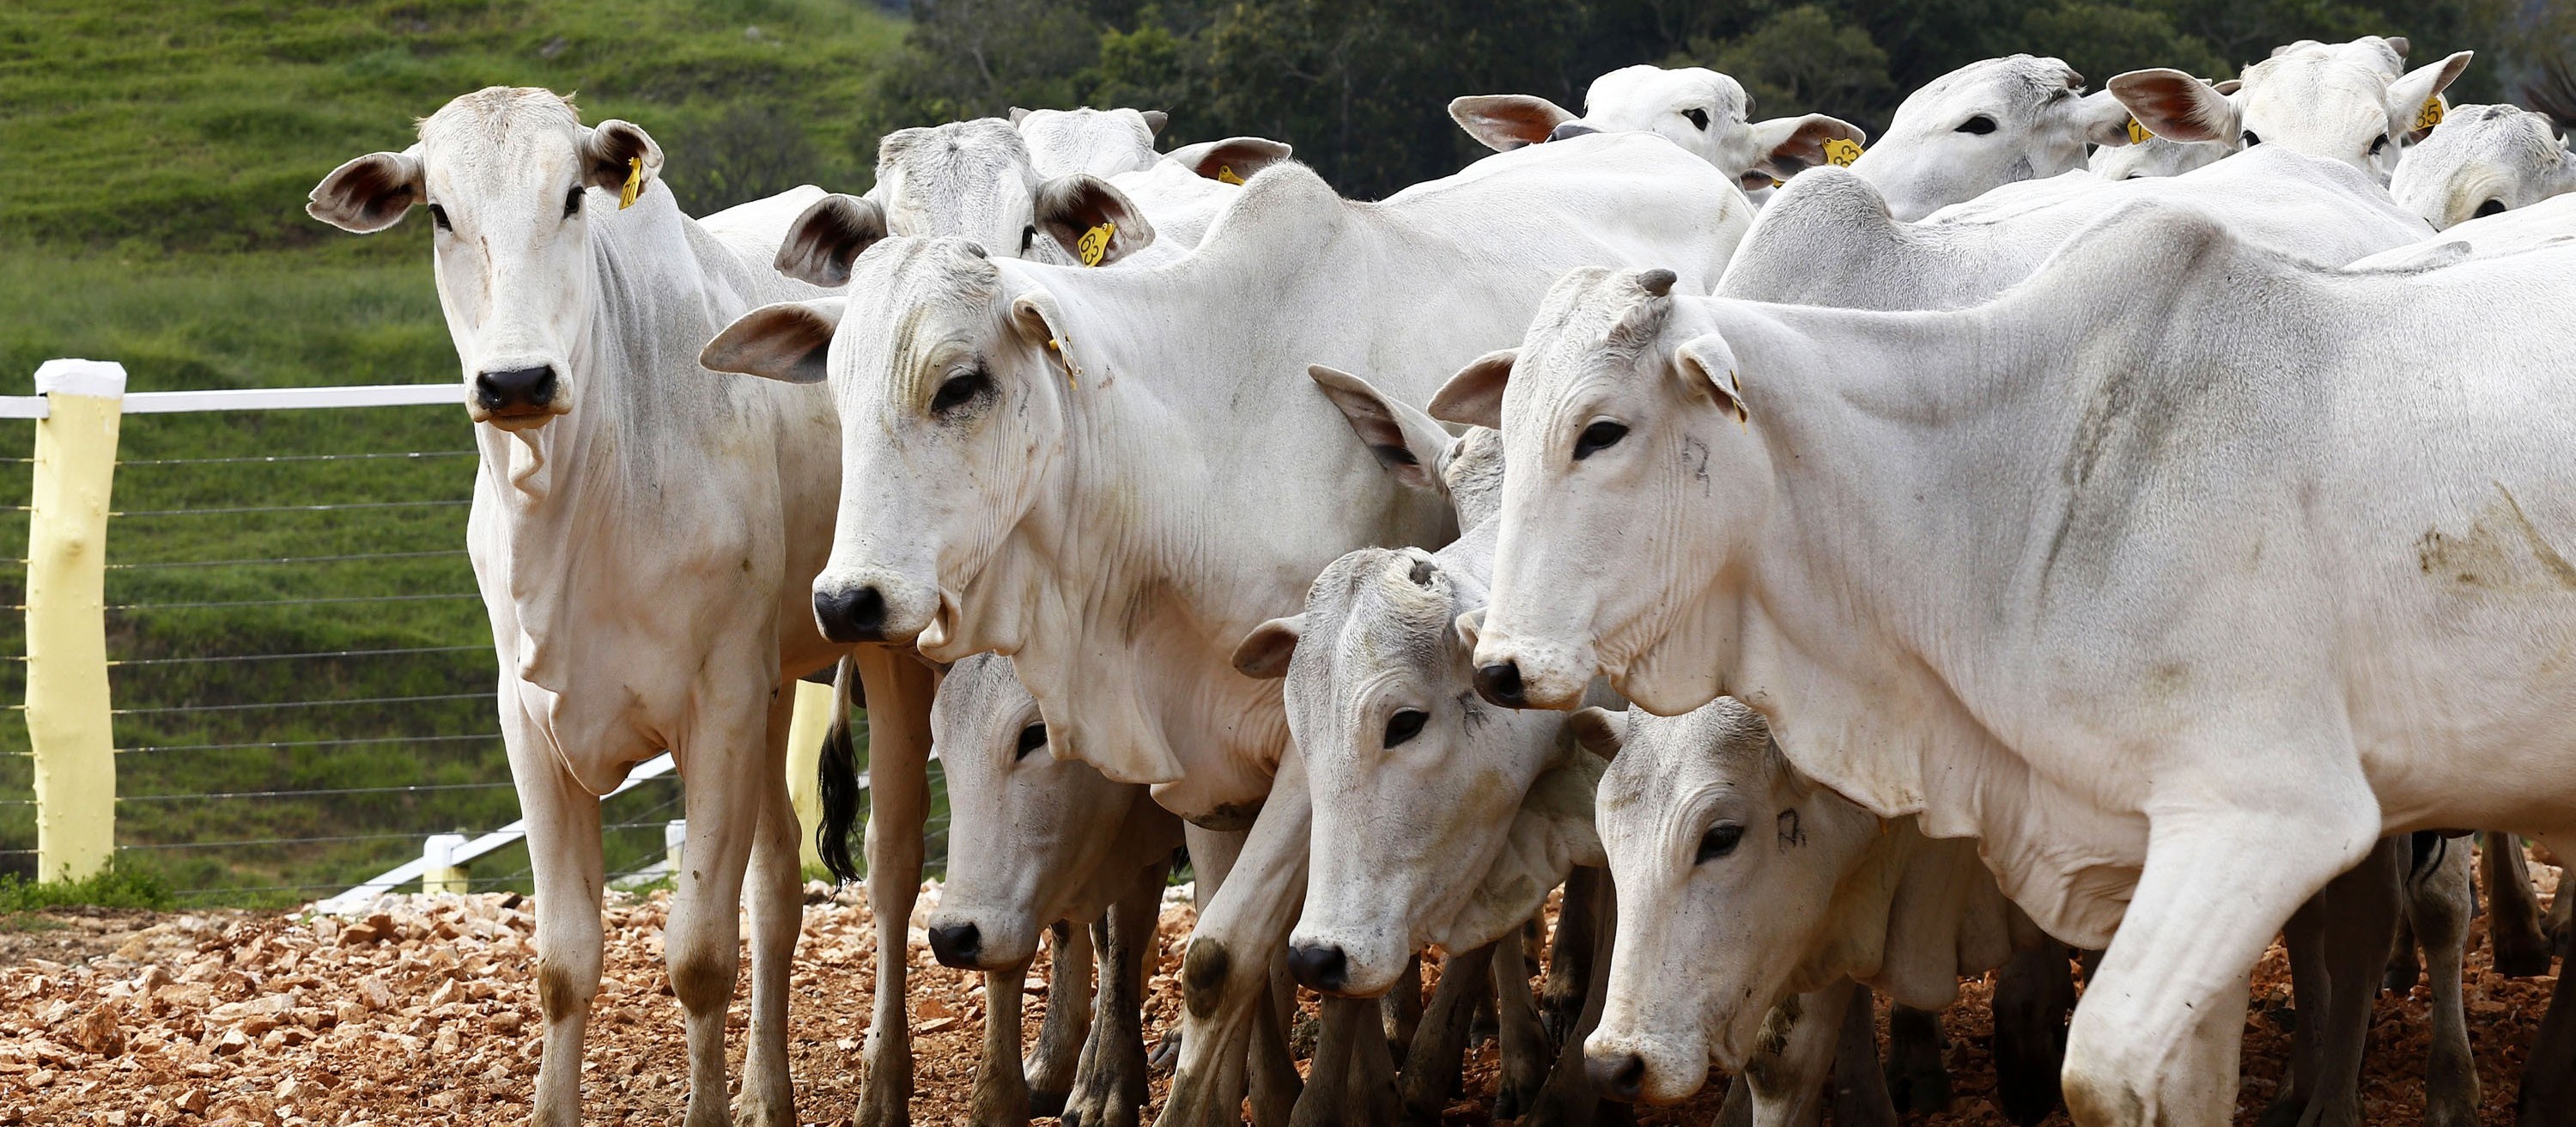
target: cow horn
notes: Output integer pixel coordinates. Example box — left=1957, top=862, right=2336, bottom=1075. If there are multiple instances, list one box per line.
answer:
left=1637, top=269, right=1677, bottom=297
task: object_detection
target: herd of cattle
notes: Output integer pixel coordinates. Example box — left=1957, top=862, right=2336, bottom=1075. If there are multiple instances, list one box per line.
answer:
left=300, top=30, right=2575, bottom=1127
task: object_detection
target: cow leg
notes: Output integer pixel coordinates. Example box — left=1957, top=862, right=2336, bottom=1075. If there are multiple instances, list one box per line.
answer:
left=1990, top=946, right=2076, bottom=1127
left=1399, top=941, right=1497, bottom=1123
left=1520, top=869, right=1622, bottom=1127
left=1540, top=868, right=1602, bottom=1045
left=1382, top=955, right=1422, bottom=1063
left=2485, top=832, right=2554, bottom=977
left=1064, top=856, right=1168, bottom=1127
left=1027, top=921, right=1097, bottom=1116
left=1882, top=1003, right=1950, bottom=1114
left=738, top=686, right=805, bottom=1127
left=1492, top=929, right=1553, bottom=1118
left=513, top=729, right=605, bottom=1127
left=666, top=697, right=775, bottom=1127
left=1157, top=777, right=1313, bottom=1127
left=971, top=961, right=1034, bottom=1126
left=2519, top=956, right=2576, bottom=1125
left=1831, top=984, right=1899, bottom=1127
left=2301, top=837, right=2404, bottom=1127
left=2063, top=806, right=2378, bottom=1127
left=854, top=648, right=939, bottom=1127
left=2404, top=836, right=2479, bottom=1127
left=2385, top=900, right=2421, bottom=993
left=2257, top=886, right=2334, bottom=1127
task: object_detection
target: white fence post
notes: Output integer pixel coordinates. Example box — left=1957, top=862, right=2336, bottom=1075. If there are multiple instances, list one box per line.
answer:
left=420, top=833, right=470, bottom=894
left=24, top=360, right=125, bottom=882
left=664, top=819, right=687, bottom=876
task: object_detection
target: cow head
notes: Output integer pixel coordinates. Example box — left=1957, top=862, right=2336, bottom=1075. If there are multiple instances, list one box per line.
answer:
left=308, top=87, right=664, bottom=429
left=1449, top=65, right=1865, bottom=192
left=1432, top=267, right=1757, bottom=716
left=2112, top=37, right=2471, bottom=181
left=1847, top=55, right=2135, bottom=220
left=925, top=653, right=1141, bottom=971
left=772, top=118, right=1161, bottom=287
left=2390, top=104, right=2576, bottom=228
left=1012, top=106, right=1168, bottom=178
left=702, top=237, right=1073, bottom=650
left=1577, top=698, right=1885, bottom=1101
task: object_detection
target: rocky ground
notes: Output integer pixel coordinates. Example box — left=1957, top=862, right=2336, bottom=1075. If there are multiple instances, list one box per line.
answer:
left=0, top=859, right=2558, bottom=1126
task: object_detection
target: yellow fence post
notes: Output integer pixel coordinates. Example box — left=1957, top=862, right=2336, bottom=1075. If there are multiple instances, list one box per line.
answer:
left=421, top=834, right=469, bottom=894
left=25, top=359, right=125, bottom=883
left=783, top=678, right=837, bottom=871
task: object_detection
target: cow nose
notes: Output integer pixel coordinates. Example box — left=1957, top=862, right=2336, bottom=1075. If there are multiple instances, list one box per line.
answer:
left=814, top=585, right=888, bottom=643
left=1285, top=942, right=1349, bottom=994
left=474, top=365, right=558, bottom=412
left=1548, top=122, right=1603, bottom=143
left=927, top=922, right=981, bottom=968
left=1589, top=1050, right=1647, bottom=1102
left=1474, top=661, right=1528, bottom=709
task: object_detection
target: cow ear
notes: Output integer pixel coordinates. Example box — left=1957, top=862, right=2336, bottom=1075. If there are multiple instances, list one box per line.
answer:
left=701, top=299, right=843, bottom=384
left=1453, top=608, right=1484, bottom=654
left=1009, top=289, right=1072, bottom=359
left=2109, top=69, right=2239, bottom=144
left=1166, top=137, right=1294, bottom=183
left=1309, top=365, right=1454, bottom=491
left=775, top=194, right=889, bottom=287
left=2210, top=78, right=2242, bottom=95
left=1746, top=114, right=1867, bottom=179
left=581, top=119, right=665, bottom=197
left=1673, top=334, right=1746, bottom=423
left=2391, top=52, right=2473, bottom=143
left=1232, top=616, right=1304, bottom=679
left=1140, top=109, right=1170, bottom=137
left=1449, top=94, right=1576, bottom=152
left=1429, top=349, right=1518, bottom=429
left=1565, top=706, right=1625, bottom=760
left=1035, top=174, right=1157, bottom=265
left=2385, top=35, right=2411, bottom=60
left=309, top=148, right=425, bottom=233
left=1009, top=107, right=1033, bottom=126
left=2072, top=88, right=2141, bottom=148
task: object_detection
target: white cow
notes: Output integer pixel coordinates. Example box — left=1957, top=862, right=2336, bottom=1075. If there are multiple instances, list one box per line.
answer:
left=1842, top=55, right=2138, bottom=220
left=774, top=116, right=1291, bottom=285
left=928, top=653, right=1183, bottom=1126
left=1724, top=144, right=2429, bottom=310
left=1571, top=697, right=2050, bottom=1120
left=1449, top=64, right=1865, bottom=191
left=1447, top=204, right=2576, bottom=1124
left=306, top=88, right=943, bottom=1127
left=2111, top=36, right=2470, bottom=182
left=2345, top=189, right=2576, bottom=271
left=700, top=132, right=1753, bottom=1125
left=2390, top=103, right=2576, bottom=228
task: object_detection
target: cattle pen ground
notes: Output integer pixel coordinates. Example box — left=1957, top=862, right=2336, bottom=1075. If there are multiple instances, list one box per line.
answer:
left=0, top=859, right=2558, bottom=1127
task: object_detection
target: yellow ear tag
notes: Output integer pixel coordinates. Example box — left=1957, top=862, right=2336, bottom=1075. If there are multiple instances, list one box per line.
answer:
left=1046, top=337, right=1080, bottom=390
left=1822, top=137, right=1862, bottom=167
left=2413, top=95, right=2445, bottom=132
left=618, top=156, right=643, bottom=210
left=1770, top=177, right=1785, bottom=188
left=2126, top=117, right=2152, bottom=145
left=1216, top=165, right=1245, bottom=186
left=1077, top=222, right=1115, bottom=267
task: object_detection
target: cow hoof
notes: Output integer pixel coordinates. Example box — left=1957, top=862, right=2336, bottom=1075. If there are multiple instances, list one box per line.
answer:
left=2385, top=945, right=2422, bottom=992
left=2493, top=932, right=2555, bottom=978
left=1148, top=1029, right=1183, bottom=1072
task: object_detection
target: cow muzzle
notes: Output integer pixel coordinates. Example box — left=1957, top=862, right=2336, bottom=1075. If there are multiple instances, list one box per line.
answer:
left=471, top=363, right=568, bottom=429
left=1583, top=1031, right=1707, bottom=1105
left=812, top=569, right=940, bottom=646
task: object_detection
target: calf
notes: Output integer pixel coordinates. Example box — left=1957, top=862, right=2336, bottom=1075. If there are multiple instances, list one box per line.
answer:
left=1574, top=697, right=2057, bottom=1124
left=930, top=653, right=1184, bottom=1127
left=1449, top=64, right=1863, bottom=192
left=1842, top=54, right=2136, bottom=220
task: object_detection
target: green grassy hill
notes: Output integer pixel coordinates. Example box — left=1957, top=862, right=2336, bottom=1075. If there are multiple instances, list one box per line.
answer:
left=0, top=0, right=910, bottom=904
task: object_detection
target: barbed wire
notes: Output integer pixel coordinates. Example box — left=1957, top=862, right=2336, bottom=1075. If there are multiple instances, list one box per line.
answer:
left=101, top=593, right=481, bottom=612
left=118, top=781, right=519, bottom=802
left=104, top=691, right=489, bottom=716
left=111, top=499, right=471, bottom=518
left=116, top=733, right=501, bottom=755
left=107, top=645, right=492, bottom=668
left=107, top=550, right=471, bottom=571
left=118, top=450, right=476, bottom=467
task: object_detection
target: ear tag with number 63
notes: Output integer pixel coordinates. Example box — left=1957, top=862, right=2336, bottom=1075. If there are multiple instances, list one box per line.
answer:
left=1078, top=222, right=1115, bottom=267
left=1822, top=137, right=1862, bottom=167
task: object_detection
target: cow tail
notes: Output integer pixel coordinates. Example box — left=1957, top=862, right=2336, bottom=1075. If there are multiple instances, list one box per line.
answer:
left=2409, top=830, right=2445, bottom=884
left=817, top=654, right=866, bottom=884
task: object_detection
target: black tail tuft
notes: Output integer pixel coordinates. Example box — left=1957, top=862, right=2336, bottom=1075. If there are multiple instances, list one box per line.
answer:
left=2528, top=58, right=2576, bottom=133
left=2409, top=829, right=2446, bottom=882
left=817, top=655, right=866, bottom=883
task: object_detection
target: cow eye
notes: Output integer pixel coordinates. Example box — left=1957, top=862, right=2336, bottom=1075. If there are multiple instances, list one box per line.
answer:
left=1382, top=709, right=1429, bottom=749
left=428, top=204, right=453, bottom=232
left=931, top=369, right=991, bottom=414
left=1573, top=420, right=1628, bottom=460
left=2241, top=130, right=2263, bottom=147
left=1956, top=115, right=1998, bottom=135
left=1682, top=107, right=1710, bottom=131
left=2475, top=198, right=2506, bottom=218
left=563, top=186, right=584, bottom=218
left=2369, top=135, right=2390, bottom=157
left=1020, top=225, right=1037, bottom=253
left=1014, top=722, right=1048, bottom=760
left=1695, top=822, right=1744, bottom=862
